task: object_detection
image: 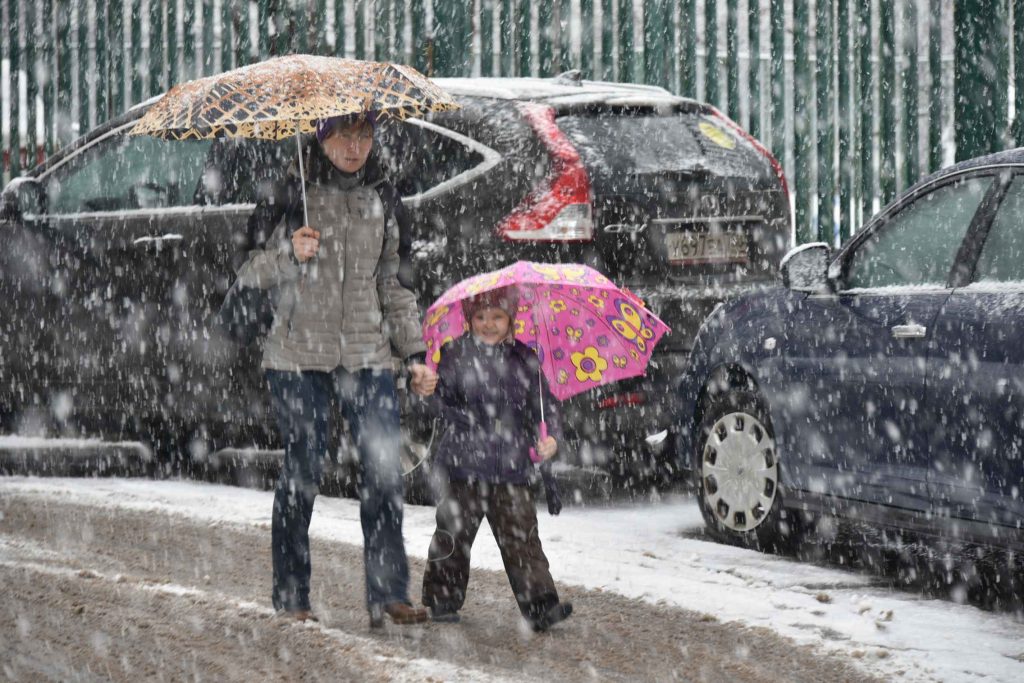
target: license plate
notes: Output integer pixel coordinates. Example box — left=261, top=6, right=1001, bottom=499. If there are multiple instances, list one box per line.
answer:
left=666, top=231, right=748, bottom=264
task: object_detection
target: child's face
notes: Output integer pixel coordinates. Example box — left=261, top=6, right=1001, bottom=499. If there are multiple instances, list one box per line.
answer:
left=470, top=306, right=512, bottom=346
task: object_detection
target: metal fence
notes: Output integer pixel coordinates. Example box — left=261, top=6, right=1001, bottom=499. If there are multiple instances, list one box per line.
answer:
left=1, top=0, right=1019, bottom=243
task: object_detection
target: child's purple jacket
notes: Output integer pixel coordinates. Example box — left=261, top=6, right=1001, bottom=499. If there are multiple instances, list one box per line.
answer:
left=434, top=335, right=562, bottom=484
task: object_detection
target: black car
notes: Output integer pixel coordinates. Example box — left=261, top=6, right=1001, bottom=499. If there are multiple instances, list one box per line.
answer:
left=0, top=73, right=789, bottom=488
left=674, top=149, right=1024, bottom=553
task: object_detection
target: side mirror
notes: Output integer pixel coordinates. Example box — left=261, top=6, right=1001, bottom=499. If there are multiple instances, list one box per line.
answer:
left=780, top=242, right=831, bottom=292
left=0, top=177, right=43, bottom=222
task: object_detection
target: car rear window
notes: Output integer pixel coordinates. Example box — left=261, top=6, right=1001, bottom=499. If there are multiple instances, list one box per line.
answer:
left=556, top=110, right=765, bottom=179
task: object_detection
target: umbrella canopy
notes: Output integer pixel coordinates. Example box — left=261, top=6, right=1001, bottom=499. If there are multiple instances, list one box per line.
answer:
left=423, top=261, right=671, bottom=402
left=129, top=54, right=460, bottom=141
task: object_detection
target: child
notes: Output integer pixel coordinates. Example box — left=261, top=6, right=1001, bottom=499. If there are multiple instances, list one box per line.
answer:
left=422, top=286, right=573, bottom=632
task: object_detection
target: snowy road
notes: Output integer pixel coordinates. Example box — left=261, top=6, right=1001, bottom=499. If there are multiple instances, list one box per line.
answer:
left=1, top=476, right=1023, bottom=681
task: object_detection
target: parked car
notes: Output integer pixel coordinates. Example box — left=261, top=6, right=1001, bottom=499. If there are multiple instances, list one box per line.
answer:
left=0, top=72, right=789, bottom=490
left=673, top=149, right=1024, bottom=552
left=409, top=74, right=790, bottom=479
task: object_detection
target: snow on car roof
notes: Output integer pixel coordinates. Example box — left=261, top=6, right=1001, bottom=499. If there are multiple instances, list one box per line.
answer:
left=433, top=76, right=691, bottom=107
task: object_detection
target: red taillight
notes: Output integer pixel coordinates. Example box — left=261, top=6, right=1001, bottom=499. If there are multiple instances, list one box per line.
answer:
left=596, top=391, right=647, bottom=410
left=496, top=103, right=594, bottom=242
left=708, top=106, right=790, bottom=204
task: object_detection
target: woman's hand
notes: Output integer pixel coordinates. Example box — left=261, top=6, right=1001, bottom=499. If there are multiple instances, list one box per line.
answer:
left=291, top=226, right=320, bottom=263
left=536, top=436, right=557, bottom=461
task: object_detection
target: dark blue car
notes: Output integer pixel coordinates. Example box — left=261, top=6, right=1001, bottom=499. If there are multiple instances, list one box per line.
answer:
left=674, top=149, right=1024, bottom=552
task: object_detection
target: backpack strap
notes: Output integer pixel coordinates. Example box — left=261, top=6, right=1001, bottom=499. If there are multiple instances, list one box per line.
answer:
left=373, top=178, right=418, bottom=290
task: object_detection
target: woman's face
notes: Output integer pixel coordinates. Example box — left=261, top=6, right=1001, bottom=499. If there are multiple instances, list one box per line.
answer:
left=321, top=121, right=373, bottom=174
left=470, top=307, right=512, bottom=346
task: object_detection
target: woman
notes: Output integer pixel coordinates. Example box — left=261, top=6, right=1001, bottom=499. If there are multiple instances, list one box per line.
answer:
left=236, top=113, right=437, bottom=628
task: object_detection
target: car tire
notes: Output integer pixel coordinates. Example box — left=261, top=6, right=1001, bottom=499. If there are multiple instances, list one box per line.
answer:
left=694, top=386, right=797, bottom=552
left=140, top=425, right=192, bottom=479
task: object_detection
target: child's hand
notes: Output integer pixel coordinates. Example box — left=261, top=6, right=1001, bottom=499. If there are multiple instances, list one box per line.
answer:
left=409, top=363, right=438, bottom=397
left=536, top=436, right=557, bottom=461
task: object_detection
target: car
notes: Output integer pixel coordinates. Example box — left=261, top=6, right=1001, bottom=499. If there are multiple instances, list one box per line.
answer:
left=0, top=72, right=789, bottom=491
left=673, top=149, right=1024, bottom=553
left=404, top=73, right=790, bottom=480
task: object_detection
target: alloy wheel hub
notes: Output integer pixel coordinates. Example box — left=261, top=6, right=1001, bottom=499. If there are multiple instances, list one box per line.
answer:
left=702, top=411, right=778, bottom=532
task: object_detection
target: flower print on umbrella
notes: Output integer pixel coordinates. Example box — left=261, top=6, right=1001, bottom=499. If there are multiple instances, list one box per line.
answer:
left=571, top=347, right=608, bottom=382
left=608, top=299, right=655, bottom=353
left=426, top=305, right=450, bottom=327
left=423, top=260, right=670, bottom=402
left=561, top=265, right=589, bottom=281
left=532, top=264, right=566, bottom=281
left=525, top=342, right=546, bottom=365
left=465, top=273, right=501, bottom=295
left=431, top=335, right=456, bottom=364
left=532, top=263, right=588, bottom=282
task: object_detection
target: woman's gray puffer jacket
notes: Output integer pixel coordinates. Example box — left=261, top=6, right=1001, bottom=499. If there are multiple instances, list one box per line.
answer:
left=235, top=148, right=426, bottom=373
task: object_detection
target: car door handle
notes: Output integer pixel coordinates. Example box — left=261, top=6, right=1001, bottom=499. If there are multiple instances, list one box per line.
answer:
left=891, top=323, right=927, bottom=339
left=133, top=234, right=184, bottom=246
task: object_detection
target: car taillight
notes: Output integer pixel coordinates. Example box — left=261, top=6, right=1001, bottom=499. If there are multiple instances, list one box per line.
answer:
left=709, top=106, right=790, bottom=204
left=496, top=103, right=594, bottom=242
left=596, top=391, right=647, bottom=410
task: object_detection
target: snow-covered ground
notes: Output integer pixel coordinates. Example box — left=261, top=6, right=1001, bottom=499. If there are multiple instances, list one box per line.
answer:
left=2, top=475, right=1022, bottom=682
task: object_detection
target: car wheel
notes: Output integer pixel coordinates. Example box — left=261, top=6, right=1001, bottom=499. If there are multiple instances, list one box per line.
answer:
left=695, top=387, right=794, bottom=551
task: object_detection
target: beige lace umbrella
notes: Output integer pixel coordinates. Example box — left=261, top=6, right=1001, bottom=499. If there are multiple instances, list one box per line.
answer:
left=131, top=53, right=458, bottom=140
left=130, top=54, right=460, bottom=220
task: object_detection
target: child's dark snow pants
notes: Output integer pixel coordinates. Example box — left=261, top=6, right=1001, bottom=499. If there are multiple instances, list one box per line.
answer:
left=422, top=478, right=560, bottom=620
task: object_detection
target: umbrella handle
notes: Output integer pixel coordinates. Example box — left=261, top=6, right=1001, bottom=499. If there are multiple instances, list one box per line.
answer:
left=529, top=421, right=549, bottom=463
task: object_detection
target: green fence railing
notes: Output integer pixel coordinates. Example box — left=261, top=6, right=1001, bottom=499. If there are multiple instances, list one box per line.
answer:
left=1, top=0, right=1020, bottom=244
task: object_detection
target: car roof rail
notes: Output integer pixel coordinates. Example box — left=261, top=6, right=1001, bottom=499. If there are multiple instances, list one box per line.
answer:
left=552, top=69, right=583, bottom=86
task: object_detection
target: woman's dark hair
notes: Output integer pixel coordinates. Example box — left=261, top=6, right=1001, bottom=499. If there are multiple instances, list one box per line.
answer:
left=302, top=135, right=385, bottom=185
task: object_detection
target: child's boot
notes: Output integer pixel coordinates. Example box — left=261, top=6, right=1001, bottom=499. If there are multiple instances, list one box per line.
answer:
left=527, top=600, right=573, bottom=632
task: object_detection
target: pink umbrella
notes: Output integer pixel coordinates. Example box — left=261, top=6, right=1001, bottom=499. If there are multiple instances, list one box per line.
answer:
left=422, top=261, right=671, bottom=460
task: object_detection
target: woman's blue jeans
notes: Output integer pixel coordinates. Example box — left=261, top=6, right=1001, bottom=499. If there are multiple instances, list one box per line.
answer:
left=266, top=367, right=409, bottom=613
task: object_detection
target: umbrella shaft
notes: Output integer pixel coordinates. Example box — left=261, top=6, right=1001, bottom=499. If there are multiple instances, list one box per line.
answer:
left=295, top=133, right=310, bottom=288
left=296, top=133, right=310, bottom=227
